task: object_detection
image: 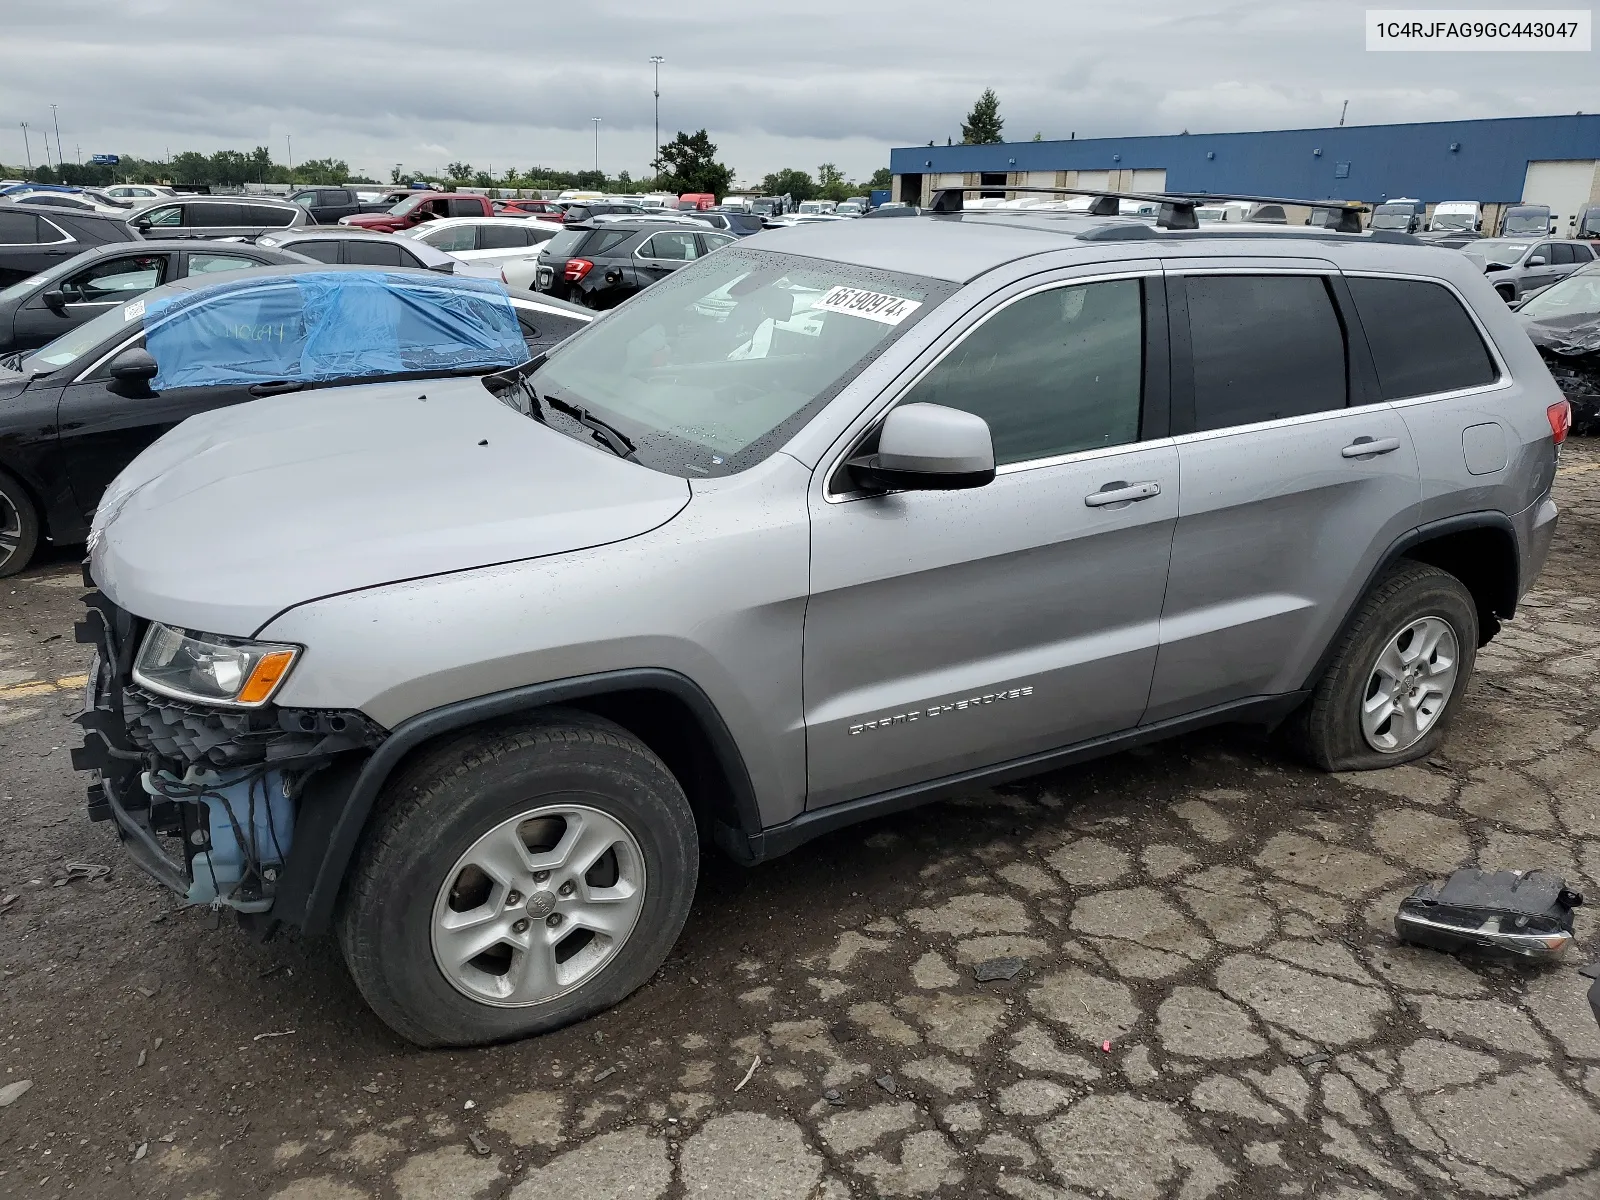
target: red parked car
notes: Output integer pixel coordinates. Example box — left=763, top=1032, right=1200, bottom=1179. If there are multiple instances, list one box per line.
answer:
left=340, top=192, right=496, bottom=233
left=495, top=198, right=566, bottom=223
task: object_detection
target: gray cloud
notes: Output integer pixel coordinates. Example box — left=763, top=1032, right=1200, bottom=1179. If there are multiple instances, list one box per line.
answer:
left=4, top=0, right=1595, bottom=183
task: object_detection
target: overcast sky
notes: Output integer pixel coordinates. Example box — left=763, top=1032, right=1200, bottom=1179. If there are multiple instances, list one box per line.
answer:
left=4, top=1, right=1596, bottom=184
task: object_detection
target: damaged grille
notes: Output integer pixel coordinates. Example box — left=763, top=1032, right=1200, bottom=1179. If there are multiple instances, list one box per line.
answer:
left=73, top=582, right=385, bottom=780
left=122, top=684, right=383, bottom=769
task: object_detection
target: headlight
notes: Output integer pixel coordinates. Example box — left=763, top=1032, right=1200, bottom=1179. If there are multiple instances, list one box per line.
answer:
left=132, top=624, right=300, bottom=708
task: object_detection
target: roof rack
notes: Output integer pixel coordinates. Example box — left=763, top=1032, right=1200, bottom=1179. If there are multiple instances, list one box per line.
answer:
left=925, top=186, right=1369, bottom=233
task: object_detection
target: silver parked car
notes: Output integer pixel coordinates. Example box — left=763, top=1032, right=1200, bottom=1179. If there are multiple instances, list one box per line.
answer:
left=1462, top=236, right=1599, bottom=302
left=76, top=205, right=1565, bottom=1046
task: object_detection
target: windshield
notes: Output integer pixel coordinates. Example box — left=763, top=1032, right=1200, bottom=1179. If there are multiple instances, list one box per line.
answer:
left=1462, top=241, right=1531, bottom=267
left=522, top=247, right=953, bottom=477
left=20, top=297, right=147, bottom=373
left=1519, top=266, right=1600, bottom=321
left=388, top=194, right=428, bottom=216
left=1370, top=205, right=1414, bottom=229
left=1431, top=211, right=1475, bottom=231
left=1502, top=210, right=1550, bottom=236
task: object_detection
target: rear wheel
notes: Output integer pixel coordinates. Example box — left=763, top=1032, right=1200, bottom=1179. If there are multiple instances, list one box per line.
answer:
left=0, top=469, right=40, bottom=579
left=1291, top=562, right=1478, bottom=771
left=1495, top=284, right=1516, bottom=303
left=337, top=711, right=699, bottom=1047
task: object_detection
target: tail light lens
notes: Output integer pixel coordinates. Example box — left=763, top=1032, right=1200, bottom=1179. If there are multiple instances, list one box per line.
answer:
left=1547, top=399, right=1571, bottom=445
left=564, top=258, right=594, bottom=283
left=499, top=266, right=508, bottom=283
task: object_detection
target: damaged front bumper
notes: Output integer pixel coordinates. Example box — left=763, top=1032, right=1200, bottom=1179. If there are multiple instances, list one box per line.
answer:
left=73, top=578, right=385, bottom=921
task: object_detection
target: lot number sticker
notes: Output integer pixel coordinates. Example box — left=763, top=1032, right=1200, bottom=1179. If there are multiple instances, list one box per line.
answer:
left=815, top=286, right=921, bottom=325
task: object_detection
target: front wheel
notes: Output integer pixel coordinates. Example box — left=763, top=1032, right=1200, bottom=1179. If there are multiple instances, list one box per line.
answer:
left=1290, top=562, right=1479, bottom=772
left=337, top=711, right=699, bottom=1047
left=0, top=469, right=40, bottom=579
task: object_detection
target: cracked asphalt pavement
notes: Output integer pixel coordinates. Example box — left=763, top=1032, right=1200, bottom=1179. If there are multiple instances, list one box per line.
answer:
left=2, top=441, right=1599, bottom=1199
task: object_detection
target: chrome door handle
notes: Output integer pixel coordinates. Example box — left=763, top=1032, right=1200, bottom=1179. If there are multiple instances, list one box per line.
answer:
left=1084, top=480, right=1162, bottom=507
left=1342, top=436, right=1401, bottom=458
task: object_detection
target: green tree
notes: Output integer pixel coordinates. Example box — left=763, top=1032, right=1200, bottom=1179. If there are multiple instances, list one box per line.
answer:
left=868, top=167, right=893, bottom=191
left=816, top=162, right=851, bottom=203
left=472, top=170, right=496, bottom=188
left=445, top=161, right=473, bottom=182
left=657, top=130, right=734, bottom=197
left=961, top=88, right=1004, bottom=144
left=295, top=157, right=351, bottom=185
left=760, top=168, right=816, bottom=201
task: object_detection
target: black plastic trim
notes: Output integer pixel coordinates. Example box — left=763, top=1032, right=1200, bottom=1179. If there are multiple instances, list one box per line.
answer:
left=297, top=668, right=764, bottom=935
left=1140, top=274, right=1172, bottom=441
left=755, top=692, right=1307, bottom=861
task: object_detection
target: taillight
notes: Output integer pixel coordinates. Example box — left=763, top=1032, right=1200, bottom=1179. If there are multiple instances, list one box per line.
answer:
left=500, top=266, right=508, bottom=283
left=564, top=258, right=594, bottom=282
left=1547, top=399, right=1571, bottom=445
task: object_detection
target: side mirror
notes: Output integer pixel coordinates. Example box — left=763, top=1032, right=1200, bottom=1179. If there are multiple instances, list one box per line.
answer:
left=40, top=289, right=68, bottom=312
left=1526, top=256, right=1546, bottom=267
left=132, top=216, right=151, bottom=231
left=109, top=347, right=158, bottom=383
left=848, top=403, right=995, bottom=492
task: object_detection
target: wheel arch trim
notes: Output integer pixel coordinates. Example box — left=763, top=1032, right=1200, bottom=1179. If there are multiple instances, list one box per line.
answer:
left=296, top=668, right=764, bottom=935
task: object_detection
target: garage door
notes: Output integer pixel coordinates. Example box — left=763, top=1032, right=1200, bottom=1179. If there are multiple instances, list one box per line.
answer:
left=1131, top=169, right=1168, bottom=193
left=1523, top=160, right=1600, bottom=234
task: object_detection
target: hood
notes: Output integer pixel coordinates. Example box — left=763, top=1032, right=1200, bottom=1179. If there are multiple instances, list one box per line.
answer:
left=91, top=378, right=690, bottom=635
left=0, top=364, right=28, bottom=400
left=342, top=213, right=400, bottom=230
left=1520, top=310, right=1600, bottom=358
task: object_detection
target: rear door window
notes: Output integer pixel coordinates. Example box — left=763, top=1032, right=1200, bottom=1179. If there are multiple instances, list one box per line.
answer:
left=1184, top=274, right=1347, bottom=430
left=479, top=225, right=534, bottom=250
left=1345, top=276, right=1498, bottom=399
left=344, top=239, right=408, bottom=266
left=0, top=211, right=41, bottom=244
left=191, top=203, right=243, bottom=228
left=293, top=240, right=343, bottom=264
left=420, top=225, right=477, bottom=252
left=640, top=232, right=700, bottom=261
left=449, top=198, right=484, bottom=217
left=187, top=251, right=263, bottom=276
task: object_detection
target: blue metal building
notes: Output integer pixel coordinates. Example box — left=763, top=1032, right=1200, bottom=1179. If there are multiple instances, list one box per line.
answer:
left=889, top=114, right=1600, bottom=213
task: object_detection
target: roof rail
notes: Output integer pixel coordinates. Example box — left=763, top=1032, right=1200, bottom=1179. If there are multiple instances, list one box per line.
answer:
left=925, top=186, right=1369, bottom=234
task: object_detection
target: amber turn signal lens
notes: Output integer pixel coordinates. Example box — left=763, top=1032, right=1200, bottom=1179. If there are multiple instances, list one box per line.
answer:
left=236, top=649, right=297, bottom=705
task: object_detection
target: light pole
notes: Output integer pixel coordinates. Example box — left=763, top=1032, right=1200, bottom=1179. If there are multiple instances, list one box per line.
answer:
left=50, top=104, right=63, bottom=169
left=649, top=56, right=664, bottom=182
left=591, top=117, right=601, bottom=175
left=18, top=123, right=31, bottom=171
left=286, top=134, right=294, bottom=179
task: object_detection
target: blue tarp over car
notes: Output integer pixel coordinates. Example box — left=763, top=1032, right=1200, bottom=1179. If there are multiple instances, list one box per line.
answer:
left=144, top=270, right=527, bottom=390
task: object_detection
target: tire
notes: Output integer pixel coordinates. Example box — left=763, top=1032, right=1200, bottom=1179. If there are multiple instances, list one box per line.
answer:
left=337, top=710, right=699, bottom=1047
left=1291, top=561, right=1479, bottom=772
left=1496, top=284, right=1515, bottom=303
left=0, top=469, right=40, bottom=579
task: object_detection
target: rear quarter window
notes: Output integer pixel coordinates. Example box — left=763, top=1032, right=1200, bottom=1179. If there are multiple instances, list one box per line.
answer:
left=1346, top=276, right=1498, bottom=400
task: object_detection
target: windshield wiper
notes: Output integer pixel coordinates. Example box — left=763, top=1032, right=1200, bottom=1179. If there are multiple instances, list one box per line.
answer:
left=544, top=393, right=636, bottom=459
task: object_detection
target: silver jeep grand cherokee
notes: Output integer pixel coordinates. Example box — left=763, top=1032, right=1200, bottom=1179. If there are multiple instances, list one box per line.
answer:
left=75, top=203, right=1566, bottom=1046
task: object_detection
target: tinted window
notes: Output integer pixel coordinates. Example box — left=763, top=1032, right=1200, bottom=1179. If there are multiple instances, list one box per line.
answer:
left=243, top=204, right=296, bottom=228
left=902, top=279, right=1144, bottom=466
left=190, top=203, right=243, bottom=228
left=142, top=205, right=183, bottom=227
left=1550, top=243, right=1577, bottom=265
left=1574, top=243, right=1597, bottom=260
left=0, top=211, right=41, bottom=244
left=579, top=230, right=633, bottom=256
left=541, top=230, right=587, bottom=259
left=344, top=239, right=408, bottom=266
left=702, top=233, right=735, bottom=251
left=293, top=240, right=342, bottom=264
left=479, top=225, right=533, bottom=250
left=1346, top=276, right=1497, bottom=400
left=1186, top=275, right=1346, bottom=430
left=449, top=198, right=483, bottom=217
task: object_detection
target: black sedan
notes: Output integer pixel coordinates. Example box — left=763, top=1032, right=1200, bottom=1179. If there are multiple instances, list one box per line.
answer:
left=0, top=265, right=593, bottom=575
left=0, top=240, right=314, bottom=354
left=526, top=219, right=734, bottom=309
left=0, top=207, right=139, bottom=287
